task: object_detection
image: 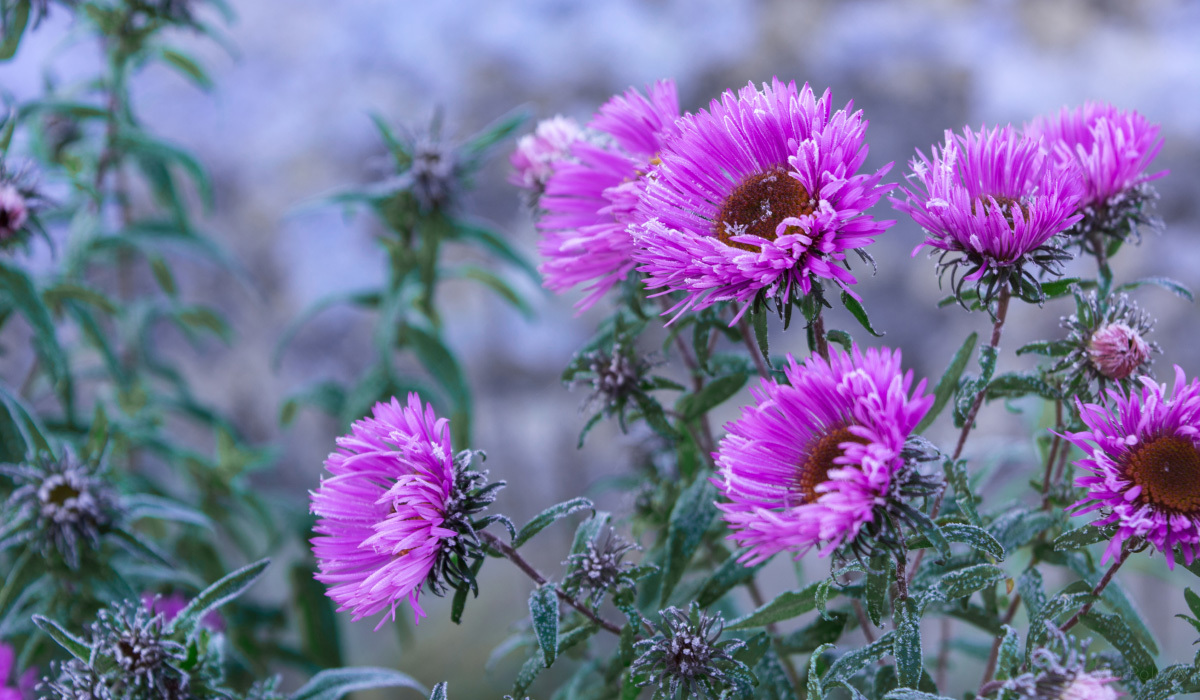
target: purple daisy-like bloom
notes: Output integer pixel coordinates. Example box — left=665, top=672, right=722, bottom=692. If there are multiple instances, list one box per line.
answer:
left=1027, top=102, right=1165, bottom=213
left=714, top=345, right=932, bottom=564
left=892, top=125, right=1083, bottom=304
left=633, top=79, right=893, bottom=322
left=509, top=115, right=586, bottom=195
left=537, top=80, right=681, bottom=310
left=310, top=394, right=460, bottom=627
left=1063, top=366, right=1200, bottom=568
left=0, top=642, right=36, bottom=700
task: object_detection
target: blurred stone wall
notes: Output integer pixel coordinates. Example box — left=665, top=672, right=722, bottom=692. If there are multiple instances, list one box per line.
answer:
left=3, top=0, right=1200, bottom=695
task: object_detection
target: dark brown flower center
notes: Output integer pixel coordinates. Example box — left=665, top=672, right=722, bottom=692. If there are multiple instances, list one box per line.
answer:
left=796, top=426, right=869, bottom=503
left=716, top=168, right=814, bottom=251
left=1125, top=435, right=1200, bottom=514
left=972, top=195, right=1030, bottom=227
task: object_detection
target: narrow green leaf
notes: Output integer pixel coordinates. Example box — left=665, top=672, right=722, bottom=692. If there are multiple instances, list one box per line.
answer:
left=1038, top=277, right=1082, bottom=299
left=0, top=261, right=72, bottom=406
left=993, top=625, right=1021, bottom=681
left=893, top=597, right=922, bottom=688
left=514, top=497, right=593, bottom=548
left=825, top=633, right=894, bottom=687
left=448, top=219, right=540, bottom=285
left=926, top=564, right=1005, bottom=604
left=941, top=523, right=1004, bottom=560
left=1186, top=588, right=1200, bottom=620
left=916, top=332, right=977, bottom=433
left=751, top=303, right=771, bottom=369
left=884, top=691, right=956, bottom=700
left=158, top=47, right=214, bottom=90
left=529, top=585, right=559, bottom=668
left=169, top=558, right=269, bottom=636
left=1081, top=609, right=1157, bottom=681
left=904, top=508, right=951, bottom=563
left=1016, top=340, right=1074, bottom=358
left=290, top=667, right=426, bottom=700
left=825, top=329, right=854, bottom=352
left=840, top=291, right=884, bottom=337
left=1115, top=276, right=1194, bottom=302
left=32, top=615, right=91, bottom=661
left=1053, top=523, right=1119, bottom=551
left=676, top=373, right=748, bottom=422
left=0, top=0, right=30, bottom=60
left=428, top=682, right=448, bottom=700
left=865, top=553, right=890, bottom=626
left=727, top=582, right=820, bottom=630
left=456, top=265, right=534, bottom=319
left=807, top=643, right=834, bottom=700
left=1135, top=664, right=1200, bottom=700
left=659, top=478, right=717, bottom=605
left=986, top=372, right=1059, bottom=401
left=570, top=512, right=610, bottom=558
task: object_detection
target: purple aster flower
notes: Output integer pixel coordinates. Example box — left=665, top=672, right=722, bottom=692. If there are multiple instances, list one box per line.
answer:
left=310, top=395, right=503, bottom=628
left=714, top=344, right=933, bottom=564
left=537, top=80, right=682, bottom=310
left=892, top=125, right=1083, bottom=306
left=1, top=642, right=37, bottom=700
left=1026, top=102, right=1165, bottom=252
left=509, top=116, right=586, bottom=196
left=633, top=79, right=893, bottom=322
left=1063, top=366, right=1200, bottom=568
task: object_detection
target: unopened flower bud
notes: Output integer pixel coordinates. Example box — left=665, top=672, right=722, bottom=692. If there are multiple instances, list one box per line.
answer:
left=1087, top=321, right=1152, bottom=381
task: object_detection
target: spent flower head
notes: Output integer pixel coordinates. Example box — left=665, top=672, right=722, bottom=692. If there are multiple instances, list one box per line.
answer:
left=892, top=124, right=1082, bottom=308
left=1002, top=628, right=1120, bottom=700
left=630, top=603, right=750, bottom=700
left=562, top=530, right=639, bottom=606
left=1049, top=291, right=1158, bottom=400
left=310, top=395, right=507, bottom=627
left=1, top=451, right=121, bottom=569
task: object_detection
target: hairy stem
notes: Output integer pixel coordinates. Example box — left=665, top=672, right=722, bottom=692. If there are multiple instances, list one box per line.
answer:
left=812, top=310, right=830, bottom=362
left=1060, top=545, right=1131, bottom=633
left=480, top=530, right=624, bottom=636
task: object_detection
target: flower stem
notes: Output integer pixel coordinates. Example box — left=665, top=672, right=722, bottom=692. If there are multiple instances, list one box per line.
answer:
left=745, top=579, right=802, bottom=693
left=812, top=311, right=830, bottom=362
left=480, top=530, right=625, bottom=636
left=1059, top=545, right=1131, bottom=633
left=1041, top=399, right=1064, bottom=506
left=909, top=285, right=1011, bottom=584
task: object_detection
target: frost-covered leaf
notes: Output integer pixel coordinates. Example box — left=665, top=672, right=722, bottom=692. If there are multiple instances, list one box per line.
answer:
left=529, top=584, right=559, bottom=668
left=513, top=498, right=593, bottom=548
left=659, top=478, right=717, bottom=605
left=290, top=667, right=425, bottom=700
left=893, top=598, right=922, bottom=688
left=727, top=582, right=820, bottom=630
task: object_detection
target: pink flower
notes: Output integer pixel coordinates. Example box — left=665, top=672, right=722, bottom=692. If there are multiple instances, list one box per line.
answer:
left=537, top=80, right=682, bottom=310
left=1063, top=366, right=1200, bottom=568
left=0, top=184, right=29, bottom=242
left=509, top=116, right=586, bottom=195
left=0, top=643, right=36, bottom=700
left=310, top=395, right=461, bottom=627
left=714, top=345, right=931, bottom=563
left=634, top=79, right=893, bottom=322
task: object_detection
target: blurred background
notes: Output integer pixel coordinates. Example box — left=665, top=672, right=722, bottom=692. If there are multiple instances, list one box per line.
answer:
left=4, top=0, right=1200, bottom=696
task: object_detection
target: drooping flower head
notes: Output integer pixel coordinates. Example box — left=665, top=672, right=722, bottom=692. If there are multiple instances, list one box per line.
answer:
left=893, top=125, right=1083, bottom=307
left=714, top=344, right=934, bottom=564
left=1, top=642, right=37, bottom=700
left=630, top=603, right=750, bottom=700
left=1026, top=102, right=1165, bottom=253
left=1049, top=290, right=1158, bottom=400
left=509, top=116, right=586, bottom=196
left=1063, top=366, right=1200, bottom=568
left=634, top=79, right=893, bottom=322
left=537, top=80, right=682, bottom=310
left=1, top=451, right=121, bottom=569
left=310, top=395, right=504, bottom=627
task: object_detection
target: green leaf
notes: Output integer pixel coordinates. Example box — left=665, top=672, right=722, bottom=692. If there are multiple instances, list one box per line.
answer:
left=986, top=372, right=1058, bottom=401
left=780, top=612, right=847, bottom=654
left=925, top=564, right=1005, bottom=605
left=659, top=478, right=717, bottom=605
left=1186, top=588, right=1200, bottom=620
left=158, top=47, right=214, bottom=90
left=751, top=303, right=771, bottom=369
left=0, top=384, right=53, bottom=458
left=169, top=558, right=269, bottom=637
left=825, top=329, right=854, bottom=352
left=514, top=497, right=594, bottom=548
left=993, top=625, right=1021, bottom=681
left=989, top=508, right=1061, bottom=553
left=676, top=373, right=748, bottom=422
left=32, top=615, right=91, bottom=661
left=0, top=261, right=72, bottom=407
left=915, top=332, right=977, bottom=433
left=0, top=0, right=30, bottom=60
left=807, top=642, right=834, bottom=700
left=941, top=523, right=1005, bottom=560
left=1115, top=276, right=1194, bottom=302
left=865, top=553, right=891, bottom=626
left=1016, top=340, right=1074, bottom=358
left=904, top=508, right=951, bottom=563
left=448, top=219, right=540, bottom=285
left=727, top=582, right=820, bottom=630
left=1053, top=523, right=1119, bottom=551
left=825, top=633, right=893, bottom=688
left=428, top=682, right=448, bottom=700
left=290, top=667, right=426, bottom=700
left=1135, top=664, right=1200, bottom=700
left=570, top=512, right=610, bottom=558
left=460, top=108, right=529, bottom=162
left=529, top=585, right=559, bottom=668
left=1081, top=609, right=1157, bottom=681
left=0, top=108, right=14, bottom=155
left=840, top=291, right=884, bottom=337
left=455, top=265, right=534, bottom=319
left=1038, top=277, right=1082, bottom=299
left=118, top=129, right=214, bottom=209
left=695, top=556, right=765, bottom=608
left=893, top=597, right=922, bottom=688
